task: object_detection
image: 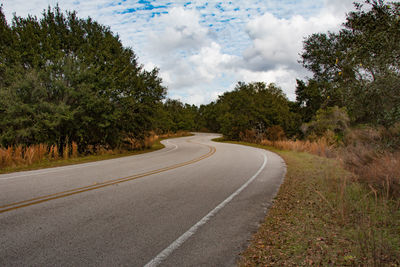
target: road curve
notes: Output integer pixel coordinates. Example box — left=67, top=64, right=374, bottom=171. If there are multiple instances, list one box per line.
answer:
left=0, top=133, right=286, bottom=266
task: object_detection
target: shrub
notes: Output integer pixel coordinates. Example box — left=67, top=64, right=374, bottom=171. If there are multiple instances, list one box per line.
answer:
left=239, top=129, right=259, bottom=143
left=266, top=125, right=286, bottom=141
left=302, top=106, right=349, bottom=140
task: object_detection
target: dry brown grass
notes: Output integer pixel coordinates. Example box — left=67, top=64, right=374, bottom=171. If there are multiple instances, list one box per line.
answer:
left=24, top=146, right=36, bottom=165
left=0, top=142, right=75, bottom=169
left=339, top=125, right=400, bottom=198
left=50, top=145, right=59, bottom=160
left=260, top=138, right=336, bottom=158
left=341, top=150, right=400, bottom=198
left=158, top=130, right=192, bottom=139
left=0, top=147, right=13, bottom=167
left=14, top=145, right=23, bottom=164
left=0, top=135, right=157, bottom=170
left=233, top=142, right=400, bottom=266
left=239, top=125, right=400, bottom=198
left=0, top=131, right=188, bottom=169
left=63, top=142, right=69, bottom=160
left=71, top=142, right=78, bottom=158
left=124, top=132, right=160, bottom=151
left=239, top=129, right=335, bottom=158
left=144, top=131, right=158, bottom=148
left=231, top=126, right=400, bottom=265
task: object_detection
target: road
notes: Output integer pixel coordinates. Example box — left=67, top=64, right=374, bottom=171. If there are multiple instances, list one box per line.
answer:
left=0, top=133, right=286, bottom=266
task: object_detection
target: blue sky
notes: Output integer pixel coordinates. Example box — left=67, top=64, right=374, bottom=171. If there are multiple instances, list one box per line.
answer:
left=1, top=0, right=354, bottom=105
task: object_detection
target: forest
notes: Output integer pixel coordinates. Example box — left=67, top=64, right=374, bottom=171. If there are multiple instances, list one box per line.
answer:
left=1, top=1, right=399, bottom=264
left=0, top=1, right=399, bottom=164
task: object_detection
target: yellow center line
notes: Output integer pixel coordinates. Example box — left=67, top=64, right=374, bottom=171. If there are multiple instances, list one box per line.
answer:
left=0, top=144, right=216, bottom=214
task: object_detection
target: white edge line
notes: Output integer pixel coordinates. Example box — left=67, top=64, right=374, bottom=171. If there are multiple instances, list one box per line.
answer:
left=0, top=162, right=102, bottom=180
left=165, top=140, right=178, bottom=152
left=144, top=152, right=268, bottom=267
left=0, top=140, right=180, bottom=181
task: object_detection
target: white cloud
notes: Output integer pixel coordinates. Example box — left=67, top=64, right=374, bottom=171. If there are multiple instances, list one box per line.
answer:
left=230, top=3, right=352, bottom=100
left=1, top=0, right=356, bottom=105
left=145, top=8, right=238, bottom=100
left=190, top=42, right=238, bottom=81
left=243, top=11, right=344, bottom=71
left=236, top=67, right=301, bottom=100
left=147, top=7, right=209, bottom=53
left=323, top=0, right=355, bottom=17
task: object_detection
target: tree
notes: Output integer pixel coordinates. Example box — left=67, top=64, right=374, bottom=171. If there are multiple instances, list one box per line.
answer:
left=152, top=99, right=199, bottom=133
left=0, top=6, right=166, bottom=149
left=301, top=0, right=400, bottom=126
left=206, top=82, right=297, bottom=140
left=295, top=79, right=323, bottom=123
left=301, top=106, right=350, bottom=140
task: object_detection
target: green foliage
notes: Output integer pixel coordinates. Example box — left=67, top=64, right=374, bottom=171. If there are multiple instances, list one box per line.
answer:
left=202, top=82, right=299, bottom=140
left=237, top=142, right=400, bottom=266
left=301, top=0, right=400, bottom=126
left=265, top=125, right=286, bottom=141
left=302, top=106, right=350, bottom=140
left=295, top=79, right=323, bottom=123
left=198, top=102, right=220, bottom=132
left=0, top=6, right=166, bottom=149
left=153, top=99, right=199, bottom=133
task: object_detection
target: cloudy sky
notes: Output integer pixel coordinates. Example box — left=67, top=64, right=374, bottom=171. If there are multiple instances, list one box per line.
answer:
left=1, top=0, right=355, bottom=105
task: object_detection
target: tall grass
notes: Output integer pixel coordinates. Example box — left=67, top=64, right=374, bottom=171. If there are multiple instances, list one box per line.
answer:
left=239, top=128, right=335, bottom=157
left=237, top=126, right=400, bottom=265
left=124, top=131, right=159, bottom=150
left=239, top=126, right=400, bottom=198
left=0, top=131, right=182, bottom=170
left=223, top=126, right=400, bottom=265
left=231, top=127, right=400, bottom=266
left=63, top=141, right=69, bottom=160
left=71, top=142, right=78, bottom=158
left=0, top=143, right=69, bottom=169
left=158, top=130, right=192, bottom=139
left=236, top=144, right=400, bottom=266
left=260, top=138, right=335, bottom=158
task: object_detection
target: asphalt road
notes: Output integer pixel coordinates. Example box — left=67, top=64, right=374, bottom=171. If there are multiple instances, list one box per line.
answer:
left=0, top=133, right=286, bottom=266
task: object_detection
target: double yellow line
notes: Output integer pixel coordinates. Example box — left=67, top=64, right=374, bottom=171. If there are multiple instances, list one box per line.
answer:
left=0, top=143, right=216, bottom=214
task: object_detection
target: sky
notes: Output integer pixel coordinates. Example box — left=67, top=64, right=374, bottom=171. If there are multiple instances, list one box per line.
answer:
left=1, top=0, right=355, bottom=105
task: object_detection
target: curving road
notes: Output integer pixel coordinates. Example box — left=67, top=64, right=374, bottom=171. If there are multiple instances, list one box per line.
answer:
left=0, top=133, right=286, bottom=266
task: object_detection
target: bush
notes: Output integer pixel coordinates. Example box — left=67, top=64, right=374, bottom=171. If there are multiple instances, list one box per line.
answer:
left=302, top=106, right=349, bottom=141
left=340, top=126, right=400, bottom=197
left=266, top=125, right=286, bottom=141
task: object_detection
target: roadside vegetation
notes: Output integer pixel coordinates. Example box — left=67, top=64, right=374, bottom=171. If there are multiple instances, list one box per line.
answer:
left=1, top=0, right=399, bottom=264
left=0, top=6, right=197, bottom=171
left=0, top=131, right=191, bottom=174
left=213, top=1, right=400, bottom=265
left=227, top=140, right=400, bottom=266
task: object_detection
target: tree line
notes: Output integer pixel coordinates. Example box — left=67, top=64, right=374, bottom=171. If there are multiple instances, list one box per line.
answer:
left=1, top=0, right=399, bottom=151
left=0, top=6, right=170, bottom=151
left=199, top=0, right=399, bottom=141
left=297, top=0, right=399, bottom=128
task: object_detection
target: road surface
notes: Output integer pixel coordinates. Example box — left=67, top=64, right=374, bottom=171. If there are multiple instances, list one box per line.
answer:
left=0, top=133, right=286, bottom=266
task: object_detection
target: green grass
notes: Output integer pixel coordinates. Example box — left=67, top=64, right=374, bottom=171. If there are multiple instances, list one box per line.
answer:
left=214, top=140, right=400, bottom=266
left=0, top=137, right=172, bottom=174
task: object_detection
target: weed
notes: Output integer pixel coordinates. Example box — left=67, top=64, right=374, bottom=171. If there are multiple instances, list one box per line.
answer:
left=63, top=141, right=69, bottom=160
left=71, top=142, right=78, bottom=158
left=52, top=145, right=59, bottom=160
left=229, top=141, right=400, bottom=266
left=0, top=131, right=191, bottom=173
left=14, top=145, right=23, bottom=164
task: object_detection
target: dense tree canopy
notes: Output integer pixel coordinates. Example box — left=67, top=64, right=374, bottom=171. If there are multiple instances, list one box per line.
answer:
left=153, top=99, right=199, bottom=133
left=2, top=1, right=398, bottom=148
left=295, top=79, right=324, bottom=123
left=300, top=0, right=400, bottom=127
left=0, top=6, right=166, bottom=149
left=200, top=82, right=300, bottom=140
